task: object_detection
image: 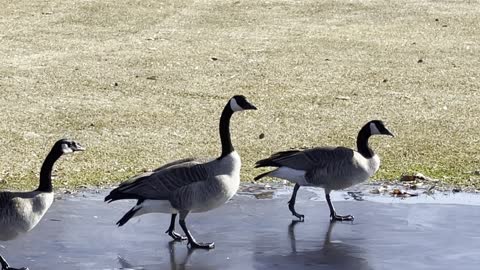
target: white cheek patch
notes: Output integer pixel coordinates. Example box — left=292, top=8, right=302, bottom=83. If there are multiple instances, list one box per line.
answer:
left=230, top=98, right=243, bottom=112
left=369, top=122, right=381, bottom=135
left=61, top=144, right=74, bottom=154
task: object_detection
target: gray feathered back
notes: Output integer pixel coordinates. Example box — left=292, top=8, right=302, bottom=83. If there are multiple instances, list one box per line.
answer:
left=256, top=147, right=354, bottom=171
left=114, top=158, right=214, bottom=200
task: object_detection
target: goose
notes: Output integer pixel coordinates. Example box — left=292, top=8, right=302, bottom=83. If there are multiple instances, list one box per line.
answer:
left=254, top=120, right=393, bottom=221
left=0, top=139, right=85, bottom=270
left=105, top=95, right=257, bottom=249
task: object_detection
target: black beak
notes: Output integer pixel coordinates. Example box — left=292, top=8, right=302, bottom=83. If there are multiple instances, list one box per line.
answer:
left=73, top=143, right=86, bottom=151
left=244, top=102, right=257, bottom=110
left=384, top=129, right=395, bottom=137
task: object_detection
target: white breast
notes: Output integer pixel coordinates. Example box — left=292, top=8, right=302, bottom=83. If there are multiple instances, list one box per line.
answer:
left=190, top=151, right=241, bottom=213
left=367, top=154, right=381, bottom=176
left=326, top=153, right=381, bottom=191
left=217, top=151, right=242, bottom=199
left=353, top=152, right=381, bottom=177
left=0, top=192, right=54, bottom=241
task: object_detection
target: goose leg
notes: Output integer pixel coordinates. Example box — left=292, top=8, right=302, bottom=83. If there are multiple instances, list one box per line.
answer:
left=165, top=214, right=187, bottom=241
left=178, top=211, right=215, bottom=249
left=326, top=192, right=354, bottom=221
left=288, top=184, right=304, bottom=221
left=0, top=256, right=7, bottom=270
left=0, top=255, right=28, bottom=270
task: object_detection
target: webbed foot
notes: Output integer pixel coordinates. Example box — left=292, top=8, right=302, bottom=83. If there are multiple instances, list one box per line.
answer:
left=187, top=240, right=215, bottom=249
left=330, top=213, right=354, bottom=222
left=165, top=229, right=187, bottom=241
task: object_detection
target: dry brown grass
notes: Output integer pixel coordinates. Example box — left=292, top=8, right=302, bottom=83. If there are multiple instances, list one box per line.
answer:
left=1, top=0, right=479, bottom=191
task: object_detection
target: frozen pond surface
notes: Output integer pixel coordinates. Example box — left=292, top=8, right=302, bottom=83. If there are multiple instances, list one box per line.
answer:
left=2, top=186, right=480, bottom=270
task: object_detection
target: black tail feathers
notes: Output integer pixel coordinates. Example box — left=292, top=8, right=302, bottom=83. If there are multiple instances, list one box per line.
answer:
left=116, top=206, right=141, bottom=227
left=105, top=189, right=142, bottom=203
left=104, top=194, right=114, bottom=203
left=255, top=150, right=300, bottom=168
left=254, top=158, right=277, bottom=168
left=116, top=199, right=144, bottom=227
left=254, top=171, right=272, bottom=181
left=104, top=189, right=120, bottom=203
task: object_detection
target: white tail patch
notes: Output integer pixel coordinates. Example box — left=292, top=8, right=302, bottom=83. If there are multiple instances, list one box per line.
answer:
left=369, top=122, right=381, bottom=135
left=270, top=167, right=309, bottom=186
left=230, top=98, right=243, bottom=112
left=136, top=200, right=178, bottom=216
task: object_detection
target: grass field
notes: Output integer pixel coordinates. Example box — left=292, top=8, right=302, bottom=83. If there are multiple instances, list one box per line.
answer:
left=0, top=0, right=479, bottom=191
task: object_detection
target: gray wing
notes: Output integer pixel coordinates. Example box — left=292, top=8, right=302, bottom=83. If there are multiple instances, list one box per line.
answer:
left=260, top=147, right=353, bottom=171
left=302, top=147, right=356, bottom=185
left=258, top=147, right=355, bottom=185
left=114, top=158, right=214, bottom=200
left=153, top=158, right=198, bottom=172
left=116, top=158, right=205, bottom=187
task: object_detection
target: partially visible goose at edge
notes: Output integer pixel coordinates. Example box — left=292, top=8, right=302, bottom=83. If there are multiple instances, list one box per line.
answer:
left=0, top=139, right=85, bottom=270
left=254, top=120, right=394, bottom=222
left=105, top=95, right=257, bottom=249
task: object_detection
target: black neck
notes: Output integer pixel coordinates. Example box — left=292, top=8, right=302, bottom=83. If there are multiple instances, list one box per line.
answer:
left=356, top=125, right=374, bottom=158
left=219, top=103, right=235, bottom=158
left=37, top=147, right=63, bottom=192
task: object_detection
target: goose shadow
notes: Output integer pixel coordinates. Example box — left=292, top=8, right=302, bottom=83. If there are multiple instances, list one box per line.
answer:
left=117, top=241, right=213, bottom=270
left=254, top=221, right=373, bottom=270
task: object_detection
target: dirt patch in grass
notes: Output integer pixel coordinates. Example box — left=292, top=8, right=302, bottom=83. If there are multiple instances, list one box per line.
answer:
left=0, top=0, right=479, bottom=191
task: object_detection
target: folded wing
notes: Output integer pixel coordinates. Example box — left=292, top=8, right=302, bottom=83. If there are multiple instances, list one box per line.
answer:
left=105, top=158, right=213, bottom=202
left=255, top=147, right=355, bottom=185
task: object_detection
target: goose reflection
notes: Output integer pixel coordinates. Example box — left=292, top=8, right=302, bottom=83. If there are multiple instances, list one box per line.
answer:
left=289, top=220, right=372, bottom=269
left=255, top=221, right=372, bottom=270
left=117, top=241, right=211, bottom=270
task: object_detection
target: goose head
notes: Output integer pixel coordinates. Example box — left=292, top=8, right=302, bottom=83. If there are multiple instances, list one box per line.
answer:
left=55, top=139, right=86, bottom=154
left=367, top=120, right=394, bottom=137
left=229, top=95, right=257, bottom=112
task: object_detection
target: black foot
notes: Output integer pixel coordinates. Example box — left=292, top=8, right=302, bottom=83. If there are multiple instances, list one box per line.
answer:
left=330, top=213, right=354, bottom=222
left=166, top=230, right=187, bottom=241
left=187, top=240, right=215, bottom=249
left=4, top=267, right=29, bottom=270
left=288, top=202, right=305, bottom=221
